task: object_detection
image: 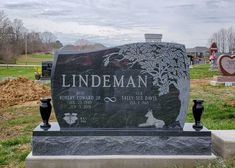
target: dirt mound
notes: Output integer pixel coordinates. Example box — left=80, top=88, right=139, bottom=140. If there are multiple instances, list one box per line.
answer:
left=190, top=79, right=210, bottom=85
left=0, top=77, right=51, bottom=108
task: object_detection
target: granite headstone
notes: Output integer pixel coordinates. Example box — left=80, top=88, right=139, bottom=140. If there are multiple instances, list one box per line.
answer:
left=51, top=42, right=190, bottom=129
left=31, top=42, right=212, bottom=156
left=41, top=61, right=52, bottom=79
left=217, top=55, right=235, bottom=76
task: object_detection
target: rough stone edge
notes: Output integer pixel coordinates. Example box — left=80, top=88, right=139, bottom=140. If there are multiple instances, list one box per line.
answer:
left=25, top=152, right=217, bottom=168
left=32, top=136, right=211, bottom=155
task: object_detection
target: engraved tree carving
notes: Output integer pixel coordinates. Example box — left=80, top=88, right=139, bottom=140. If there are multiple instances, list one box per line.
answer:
left=104, top=43, right=189, bottom=127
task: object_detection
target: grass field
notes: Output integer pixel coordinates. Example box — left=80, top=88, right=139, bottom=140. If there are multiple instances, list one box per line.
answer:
left=0, top=63, right=235, bottom=167
left=190, top=64, right=220, bottom=79
left=187, top=80, right=235, bottom=129
left=187, top=65, right=235, bottom=129
left=0, top=105, right=56, bottom=168
left=0, top=53, right=52, bottom=80
left=16, top=53, right=53, bottom=65
left=0, top=67, right=35, bottom=80
left=0, top=64, right=219, bottom=81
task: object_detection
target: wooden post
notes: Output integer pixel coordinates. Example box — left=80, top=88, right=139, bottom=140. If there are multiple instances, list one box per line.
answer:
left=25, top=34, right=28, bottom=65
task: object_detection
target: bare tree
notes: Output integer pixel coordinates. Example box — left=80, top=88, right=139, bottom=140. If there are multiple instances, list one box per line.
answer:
left=41, top=31, right=56, bottom=44
left=220, top=28, right=227, bottom=53
left=12, top=19, right=24, bottom=41
left=209, top=27, right=235, bottom=53
left=227, top=27, right=235, bottom=53
left=0, top=11, right=63, bottom=63
left=12, top=19, right=27, bottom=55
left=0, top=11, right=15, bottom=63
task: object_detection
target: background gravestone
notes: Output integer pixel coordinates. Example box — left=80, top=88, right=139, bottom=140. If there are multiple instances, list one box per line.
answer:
left=41, top=61, right=52, bottom=79
left=211, top=54, right=235, bottom=85
left=218, top=55, right=235, bottom=76
left=52, top=42, right=190, bottom=129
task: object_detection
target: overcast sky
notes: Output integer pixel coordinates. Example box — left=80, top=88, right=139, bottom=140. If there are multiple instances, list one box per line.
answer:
left=1, top=0, right=235, bottom=47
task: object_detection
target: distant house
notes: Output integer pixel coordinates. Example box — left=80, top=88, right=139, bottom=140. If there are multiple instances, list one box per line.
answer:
left=186, top=46, right=209, bottom=64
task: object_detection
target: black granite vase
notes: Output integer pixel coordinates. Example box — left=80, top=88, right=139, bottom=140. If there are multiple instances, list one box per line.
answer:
left=40, top=97, right=52, bottom=129
left=192, top=99, right=204, bottom=129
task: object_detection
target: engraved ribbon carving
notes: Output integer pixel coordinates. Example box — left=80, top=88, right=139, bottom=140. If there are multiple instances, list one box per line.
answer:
left=104, top=97, right=117, bottom=103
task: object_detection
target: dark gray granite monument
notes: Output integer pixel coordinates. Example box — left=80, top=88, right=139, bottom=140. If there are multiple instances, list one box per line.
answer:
left=31, top=42, right=212, bottom=155
left=52, top=42, right=189, bottom=129
left=41, top=61, right=52, bottom=80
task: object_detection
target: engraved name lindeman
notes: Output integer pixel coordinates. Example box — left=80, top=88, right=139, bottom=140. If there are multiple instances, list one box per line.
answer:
left=62, top=74, right=148, bottom=88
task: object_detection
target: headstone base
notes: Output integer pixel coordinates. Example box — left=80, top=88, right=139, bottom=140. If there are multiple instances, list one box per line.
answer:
left=32, top=123, right=211, bottom=155
left=212, top=130, right=235, bottom=159
left=210, top=76, right=235, bottom=86
left=25, top=152, right=217, bottom=168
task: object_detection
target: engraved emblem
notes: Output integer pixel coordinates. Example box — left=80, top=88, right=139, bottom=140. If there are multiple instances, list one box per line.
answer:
left=63, top=113, right=78, bottom=126
left=104, top=97, right=117, bottom=103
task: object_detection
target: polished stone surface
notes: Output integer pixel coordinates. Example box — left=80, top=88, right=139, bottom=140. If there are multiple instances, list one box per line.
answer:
left=217, top=55, right=235, bottom=76
left=51, top=42, right=190, bottom=129
left=33, top=122, right=211, bottom=136
left=32, top=123, right=211, bottom=156
left=41, top=61, right=52, bottom=79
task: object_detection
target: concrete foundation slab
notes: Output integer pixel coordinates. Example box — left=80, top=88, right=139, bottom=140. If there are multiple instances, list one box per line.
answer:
left=25, top=152, right=217, bottom=168
left=212, top=130, right=235, bottom=159
left=210, top=80, right=235, bottom=86
left=210, top=76, right=235, bottom=86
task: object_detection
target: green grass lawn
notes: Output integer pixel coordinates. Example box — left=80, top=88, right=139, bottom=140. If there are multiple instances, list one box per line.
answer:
left=16, top=53, right=53, bottom=65
left=187, top=83, right=235, bottom=129
left=0, top=106, right=56, bottom=168
left=190, top=64, right=219, bottom=79
left=0, top=53, right=52, bottom=79
left=0, top=64, right=218, bottom=81
left=0, top=67, right=35, bottom=80
left=0, top=106, right=37, bottom=167
left=30, top=53, right=52, bottom=59
left=186, top=64, right=235, bottom=130
left=0, top=63, right=235, bottom=168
